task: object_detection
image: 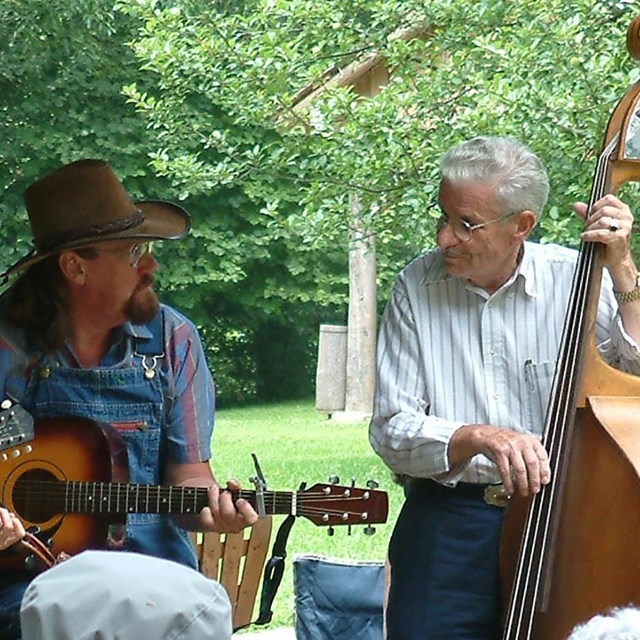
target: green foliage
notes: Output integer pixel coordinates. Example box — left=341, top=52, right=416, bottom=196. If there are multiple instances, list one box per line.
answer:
left=3, top=0, right=640, bottom=407
left=0, top=0, right=172, bottom=269
left=120, top=0, right=640, bottom=294
left=0, top=0, right=347, bottom=406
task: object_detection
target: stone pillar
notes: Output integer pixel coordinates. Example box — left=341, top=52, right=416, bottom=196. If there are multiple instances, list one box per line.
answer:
left=315, top=324, right=348, bottom=413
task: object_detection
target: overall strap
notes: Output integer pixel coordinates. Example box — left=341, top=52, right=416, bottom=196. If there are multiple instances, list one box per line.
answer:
left=133, top=311, right=165, bottom=379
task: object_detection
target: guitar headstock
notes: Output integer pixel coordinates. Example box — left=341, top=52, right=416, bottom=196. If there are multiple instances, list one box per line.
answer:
left=0, top=400, right=34, bottom=453
left=297, top=482, right=388, bottom=528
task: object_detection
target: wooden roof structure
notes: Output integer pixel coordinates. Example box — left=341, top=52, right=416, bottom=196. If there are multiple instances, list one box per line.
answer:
left=289, top=23, right=430, bottom=110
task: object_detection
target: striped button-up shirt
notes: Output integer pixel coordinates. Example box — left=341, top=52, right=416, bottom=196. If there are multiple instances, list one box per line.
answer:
left=369, top=241, right=640, bottom=485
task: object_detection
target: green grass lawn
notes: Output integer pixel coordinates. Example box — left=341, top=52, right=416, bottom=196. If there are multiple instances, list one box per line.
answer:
left=211, top=399, right=403, bottom=632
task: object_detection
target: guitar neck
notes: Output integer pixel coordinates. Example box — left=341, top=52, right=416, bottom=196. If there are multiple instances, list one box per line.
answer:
left=21, top=479, right=387, bottom=527
left=55, top=482, right=291, bottom=517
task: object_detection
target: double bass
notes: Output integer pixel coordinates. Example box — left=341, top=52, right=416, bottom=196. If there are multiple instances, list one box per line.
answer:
left=500, top=16, right=640, bottom=640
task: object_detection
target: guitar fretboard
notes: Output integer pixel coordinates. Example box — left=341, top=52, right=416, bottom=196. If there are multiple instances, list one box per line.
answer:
left=20, top=480, right=296, bottom=516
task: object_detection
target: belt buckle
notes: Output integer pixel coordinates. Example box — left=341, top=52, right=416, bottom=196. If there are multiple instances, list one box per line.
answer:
left=483, top=483, right=511, bottom=508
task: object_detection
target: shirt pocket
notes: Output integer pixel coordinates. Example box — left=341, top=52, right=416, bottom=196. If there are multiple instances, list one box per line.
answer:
left=523, top=359, right=555, bottom=438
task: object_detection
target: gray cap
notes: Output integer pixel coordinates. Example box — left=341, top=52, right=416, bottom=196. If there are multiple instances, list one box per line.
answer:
left=20, top=550, right=232, bottom=640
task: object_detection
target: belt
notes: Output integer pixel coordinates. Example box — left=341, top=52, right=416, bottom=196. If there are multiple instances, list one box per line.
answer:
left=412, top=478, right=511, bottom=508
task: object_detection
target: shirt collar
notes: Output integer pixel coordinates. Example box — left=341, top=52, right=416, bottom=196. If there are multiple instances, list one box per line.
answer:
left=124, top=320, right=154, bottom=341
left=421, top=243, right=536, bottom=298
left=515, top=241, right=538, bottom=298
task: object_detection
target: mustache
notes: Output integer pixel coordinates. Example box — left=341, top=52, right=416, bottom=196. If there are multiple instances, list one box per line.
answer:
left=135, top=275, right=155, bottom=292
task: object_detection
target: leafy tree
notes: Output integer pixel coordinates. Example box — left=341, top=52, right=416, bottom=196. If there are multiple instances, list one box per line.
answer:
left=3, top=0, right=640, bottom=405
left=121, top=0, right=640, bottom=298
left=0, top=0, right=350, bottom=405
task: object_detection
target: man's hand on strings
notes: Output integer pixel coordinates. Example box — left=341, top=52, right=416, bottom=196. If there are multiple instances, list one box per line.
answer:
left=199, top=479, right=259, bottom=534
left=449, top=424, right=551, bottom=496
left=0, top=508, right=25, bottom=551
left=575, top=194, right=636, bottom=279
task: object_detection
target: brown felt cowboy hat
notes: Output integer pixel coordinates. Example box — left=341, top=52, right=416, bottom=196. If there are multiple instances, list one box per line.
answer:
left=1, top=158, right=191, bottom=278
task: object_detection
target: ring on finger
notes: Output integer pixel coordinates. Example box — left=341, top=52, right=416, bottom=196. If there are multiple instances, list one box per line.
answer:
left=609, top=220, right=620, bottom=232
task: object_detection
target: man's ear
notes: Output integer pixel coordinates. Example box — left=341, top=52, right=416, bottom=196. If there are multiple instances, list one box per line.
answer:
left=58, top=251, right=87, bottom=285
left=513, top=210, right=537, bottom=241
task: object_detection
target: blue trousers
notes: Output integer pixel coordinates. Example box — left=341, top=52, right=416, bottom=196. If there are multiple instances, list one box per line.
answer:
left=386, top=480, right=506, bottom=640
left=0, top=575, right=29, bottom=640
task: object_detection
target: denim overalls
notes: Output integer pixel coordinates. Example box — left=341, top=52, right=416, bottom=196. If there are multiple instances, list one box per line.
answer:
left=0, top=311, right=197, bottom=634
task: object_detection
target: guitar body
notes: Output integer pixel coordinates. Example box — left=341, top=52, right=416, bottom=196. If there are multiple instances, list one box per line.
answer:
left=0, top=413, right=389, bottom=573
left=0, top=417, right=127, bottom=568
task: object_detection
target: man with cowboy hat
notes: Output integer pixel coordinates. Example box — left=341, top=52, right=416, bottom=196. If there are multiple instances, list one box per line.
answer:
left=0, top=159, right=258, bottom=638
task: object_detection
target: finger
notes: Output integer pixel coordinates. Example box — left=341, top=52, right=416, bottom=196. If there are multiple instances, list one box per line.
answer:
left=521, top=449, right=543, bottom=495
left=199, top=506, right=215, bottom=530
left=217, top=487, right=240, bottom=522
left=494, top=454, right=515, bottom=496
left=535, top=445, right=551, bottom=486
left=206, top=484, right=221, bottom=520
left=0, top=512, right=23, bottom=550
left=585, top=197, right=632, bottom=230
left=235, top=499, right=259, bottom=525
left=224, top=479, right=258, bottom=519
left=573, top=201, right=589, bottom=221
left=196, top=485, right=221, bottom=530
left=508, top=451, right=533, bottom=497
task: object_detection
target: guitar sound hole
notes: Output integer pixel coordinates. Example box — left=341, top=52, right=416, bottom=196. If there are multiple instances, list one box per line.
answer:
left=13, top=469, right=60, bottom=523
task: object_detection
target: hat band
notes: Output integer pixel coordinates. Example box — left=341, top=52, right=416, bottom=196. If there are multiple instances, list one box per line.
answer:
left=39, top=209, right=146, bottom=252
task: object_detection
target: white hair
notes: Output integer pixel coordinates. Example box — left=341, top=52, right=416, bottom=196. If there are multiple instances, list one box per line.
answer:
left=440, top=136, right=549, bottom=217
left=567, top=607, right=640, bottom=640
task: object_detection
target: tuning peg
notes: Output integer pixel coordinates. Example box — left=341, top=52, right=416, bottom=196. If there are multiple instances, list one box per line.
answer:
left=364, top=525, right=376, bottom=536
left=366, top=479, right=379, bottom=489
left=0, top=399, right=12, bottom=410
left=328, top=475, right=339, bottom=485
left=327, top=526, right=335, bottom=536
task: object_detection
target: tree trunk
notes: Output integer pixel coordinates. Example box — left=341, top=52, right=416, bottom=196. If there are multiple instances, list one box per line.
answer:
left=344, top=194, right=377, bottom=416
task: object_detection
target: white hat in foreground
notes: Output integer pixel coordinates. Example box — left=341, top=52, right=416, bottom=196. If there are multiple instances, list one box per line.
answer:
left=20, top=550, right=232, bottom=640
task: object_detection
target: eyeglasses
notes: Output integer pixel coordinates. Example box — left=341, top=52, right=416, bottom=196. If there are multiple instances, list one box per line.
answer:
left=94, top=241, right=154, bottom=268
left=435, top=208, right=520, bottom=242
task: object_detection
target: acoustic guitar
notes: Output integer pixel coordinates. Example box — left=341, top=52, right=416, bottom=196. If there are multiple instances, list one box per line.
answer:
left=0, top=410, right=388, bottom=571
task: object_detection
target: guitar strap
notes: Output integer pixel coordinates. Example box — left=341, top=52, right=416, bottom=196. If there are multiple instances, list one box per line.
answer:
left=248, top=512, right=297, bottom=630
left=236, top=481, right=306, bottom=631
